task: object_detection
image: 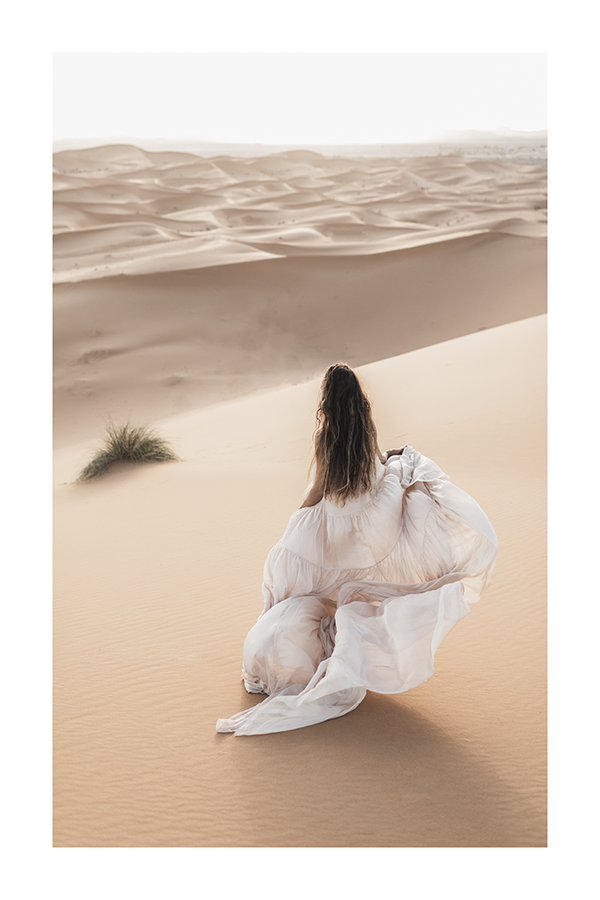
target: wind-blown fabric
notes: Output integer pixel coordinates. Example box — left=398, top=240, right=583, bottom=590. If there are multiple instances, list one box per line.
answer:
left=216, top=447, right=498, bottom=735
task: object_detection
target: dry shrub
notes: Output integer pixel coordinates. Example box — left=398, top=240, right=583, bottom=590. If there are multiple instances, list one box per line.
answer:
left=78, top=423, right=179, bottom=481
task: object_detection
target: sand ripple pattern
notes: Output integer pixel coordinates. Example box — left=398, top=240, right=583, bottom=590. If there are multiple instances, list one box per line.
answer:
left=53, top=145, right=547, bottom=283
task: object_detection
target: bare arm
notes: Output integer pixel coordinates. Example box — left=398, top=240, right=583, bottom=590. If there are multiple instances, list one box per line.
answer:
left=300, top=481, right=324, bottom=508
left=382, top=446, right=407, bottom=461
left=300, top=454, right=325, bottom=508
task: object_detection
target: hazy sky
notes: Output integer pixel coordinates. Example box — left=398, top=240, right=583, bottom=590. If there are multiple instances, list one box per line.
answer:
left=53, top=53, right=546, bottom=146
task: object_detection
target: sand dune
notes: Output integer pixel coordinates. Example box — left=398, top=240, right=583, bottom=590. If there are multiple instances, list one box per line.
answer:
left=53, top=145, right=546, bottom=847
left=54, top=230, right=546, bottom=448
left=53, top=146, right=546, bottom=281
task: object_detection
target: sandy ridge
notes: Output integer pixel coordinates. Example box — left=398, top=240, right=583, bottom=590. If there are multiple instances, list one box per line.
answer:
left=54, top=230, right=547, bottom=448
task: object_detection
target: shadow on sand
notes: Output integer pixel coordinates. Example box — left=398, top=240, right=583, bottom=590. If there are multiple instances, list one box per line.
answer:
left=220, top=689, right=544, bottom=847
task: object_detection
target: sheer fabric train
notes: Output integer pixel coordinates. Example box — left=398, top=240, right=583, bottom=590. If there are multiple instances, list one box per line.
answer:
left=216, top=446, right=498, bottom=735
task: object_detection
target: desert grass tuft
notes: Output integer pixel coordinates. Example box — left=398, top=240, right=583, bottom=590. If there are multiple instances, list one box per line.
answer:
left=78, top=422, right=179, bottom=481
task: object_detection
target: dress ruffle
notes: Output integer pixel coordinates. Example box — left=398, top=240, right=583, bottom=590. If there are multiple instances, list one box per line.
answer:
left=216, top=447, right=498, bottom=735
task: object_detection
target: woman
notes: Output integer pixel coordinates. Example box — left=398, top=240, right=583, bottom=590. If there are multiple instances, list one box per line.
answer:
left=217, top=363, right=498, bottom=735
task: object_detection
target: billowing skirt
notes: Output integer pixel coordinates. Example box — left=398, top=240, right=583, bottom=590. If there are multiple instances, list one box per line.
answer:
left=217, top=448, right=498, bottom=736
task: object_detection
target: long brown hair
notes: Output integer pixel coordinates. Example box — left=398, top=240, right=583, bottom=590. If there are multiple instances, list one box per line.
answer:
left=314, top=363, right=378, bottom=503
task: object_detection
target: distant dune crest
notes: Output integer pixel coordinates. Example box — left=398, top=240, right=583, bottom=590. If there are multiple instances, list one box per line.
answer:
left=53, top=129, right=547, bottom=160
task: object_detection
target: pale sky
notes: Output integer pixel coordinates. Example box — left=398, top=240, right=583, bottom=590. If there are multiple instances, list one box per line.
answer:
left=53, top=53, right=546, bottom=146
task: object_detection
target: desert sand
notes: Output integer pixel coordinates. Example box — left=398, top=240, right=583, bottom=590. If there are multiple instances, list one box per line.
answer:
left=53, top=145, right=547, bottom=846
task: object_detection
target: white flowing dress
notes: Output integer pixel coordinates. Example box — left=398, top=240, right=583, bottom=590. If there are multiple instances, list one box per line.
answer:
left=216, top=446, right=498, bottom=736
